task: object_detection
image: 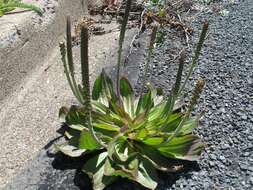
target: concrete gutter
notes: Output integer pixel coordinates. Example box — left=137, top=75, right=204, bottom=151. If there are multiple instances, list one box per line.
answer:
left=0, top=0, right=143, bottom=188
left=0, top=0, right=89, bottom=104
left=0, top=0, right=88, bottom=187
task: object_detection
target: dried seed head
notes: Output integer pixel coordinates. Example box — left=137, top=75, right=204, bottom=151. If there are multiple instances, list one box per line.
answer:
left=149, top=25, right=158, bottom=48
left=173, top=49, right=186, bottom=96
left=116, top=0, right=132, bottom=98
left=59, top=42, right=66, bottom=56
left=188, top=79, right=205, bottom=113
left=196, top=79, right=205, bottom=89
left=80, top=25, right=90, bottom=88
left=178, top=21, right=209, bottom=95
left=66, top=16, right=75, bottom=73
left=197, top=20, right=209, bottom=54
left=203, top=20, right=209, bottom=31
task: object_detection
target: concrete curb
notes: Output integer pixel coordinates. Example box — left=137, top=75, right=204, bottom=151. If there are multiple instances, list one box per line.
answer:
left=0, top=0, right=91, bottom=104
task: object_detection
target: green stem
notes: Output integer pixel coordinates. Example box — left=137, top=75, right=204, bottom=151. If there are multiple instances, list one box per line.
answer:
left=66, top=16, right=84, bottom=104
left=116, top=0, right=132, bottom=98
left=59, top=42, right=79, bottom=101
left=80, top=26, right=106, bottom=148
left=140, top=25, right=158, bottom=96
left=173, top=49, right=186, bottom=96
left=161, top=50, right=185, bottom=117
left=178, top=21, right=209, bottom=95
left=187, top=79, right=205, bottom=114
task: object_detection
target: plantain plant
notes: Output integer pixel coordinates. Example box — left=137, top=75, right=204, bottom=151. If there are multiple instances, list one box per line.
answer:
left=56, top=0, right=209, bottom=189
left=0, top=0, right=43, bottom=17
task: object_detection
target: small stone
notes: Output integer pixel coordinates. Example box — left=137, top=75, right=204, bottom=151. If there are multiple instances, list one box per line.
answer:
left=209, top=161, right=215, bottom=167
left=221, top=143, right=230, bottom=150
left=210, top=154, right=217, bottom=160
left=219, top=155, right=226, bottom=162
left=219, top=107, right=226, bottom=113
left=241, top=114, right=248, bottom=120
left=250, top=177, right=253, bottom=185
left=243, top=152, right=250, bottom=157
left=240, top=164, right=248, bottom=171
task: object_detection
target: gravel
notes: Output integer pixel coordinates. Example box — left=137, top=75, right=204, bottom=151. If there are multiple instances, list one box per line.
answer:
left=138, top=0, right=253, bottom=189
left=4, top=0, right=253, bottom=189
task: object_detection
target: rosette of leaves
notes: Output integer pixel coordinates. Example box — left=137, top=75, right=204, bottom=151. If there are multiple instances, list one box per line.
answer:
left=56, top=0, right=209, bottom=189
left=0, top=0, right=43, bottom=16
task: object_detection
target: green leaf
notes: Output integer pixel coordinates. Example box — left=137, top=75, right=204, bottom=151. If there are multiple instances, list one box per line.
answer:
left=65, top=105, right=85, bottom=125
left=92, top=101, right=109, bottom=115
left=179, top=117, right=199, bottom=135
left=160, top=113, right=183, bottom=132
left=153, top=94, right=163, bottom=106
left=134, top=142, right=183, bottom=172
left=68, top=124, right=86, bottom=131
left=79, top=130, right=101, bottom=150
left=133, top=112, right=146, bottom=126
left=158, top=134, right=204, bottom=161
left=135, top=157, right=158, bottom=190
left=136, top=89, right=153, bottom=116
left=92, top=75, right=103, bottom=100
left=101, top=70, right=117, bottom=103
left=161, top=95, right=174, bottom=117
left=107, top=134, right=125, bottom=160
left=143, top=137, right=164, bottom=146
left=104, top=158, right=124, bottom=177
left=92, top=111, right=124, bottom=129
left=55, top=144, right=86, bottom=157
left=83, top=152, right=117, bottom=190
left=160, top=114, right=198, bottom=136
left=64, top=127, right=82, bottom=140
left=115, top=141, right=138, bottom=163
left=108, top=134, right=139, bottom=164
left=64, top=131, right=73, bottom=139
left=148, top=101, right=166, bottom=121
left=92, top=71, right=117, bottom=105
left=104, top=157, right=137, bottom=179
left=134, top=128, right=148, bottom=139
left=120, top=77, right=135, bottom=118
left=145, top=112, right=182, bottom=133
left=93, top=122, right=120, bottom=132
left=109, top=100, right=133, bottom=126
left=120, top=77, right=134, bottom=97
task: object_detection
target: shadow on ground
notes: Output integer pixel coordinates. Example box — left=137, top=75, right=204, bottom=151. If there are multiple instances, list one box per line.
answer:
left=43, top=134, right=200, bottom=190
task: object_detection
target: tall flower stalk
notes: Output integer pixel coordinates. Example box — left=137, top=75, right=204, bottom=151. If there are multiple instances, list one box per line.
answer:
left=178, top=21, right=209, bottom=95
left=60, top=16, right=105, bottom=147
left=140, top=25, right=158, bottom=96
left=159, top=79, right=206, bottom=147
left=80, top=25, right=106, bottom=148
left=116, top=0, right=132, bottom=97
left=66, top=17, right=84, bottom=104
